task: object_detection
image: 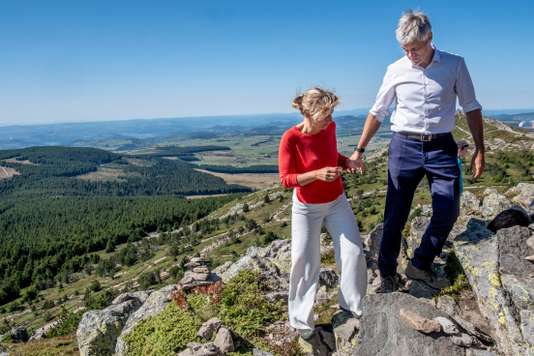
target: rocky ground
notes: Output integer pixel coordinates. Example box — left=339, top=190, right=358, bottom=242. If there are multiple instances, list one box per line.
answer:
left=67, top=183, right=534, bottom=355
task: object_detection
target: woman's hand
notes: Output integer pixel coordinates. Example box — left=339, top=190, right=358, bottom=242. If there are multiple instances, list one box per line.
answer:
left=315, top=166, right=342, bottom=182
left=346, top=158, right=365, bottom=174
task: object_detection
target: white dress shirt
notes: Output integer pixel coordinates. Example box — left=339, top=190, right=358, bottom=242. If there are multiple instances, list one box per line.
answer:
left=370, top=46, right=481, bottom=134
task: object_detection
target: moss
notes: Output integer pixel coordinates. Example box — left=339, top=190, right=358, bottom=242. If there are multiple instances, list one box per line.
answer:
left=219, top=270, right=283, bottom=338
left=439, top=252, right=470, bottom=298
left=123, top=303, right=201, bottom=356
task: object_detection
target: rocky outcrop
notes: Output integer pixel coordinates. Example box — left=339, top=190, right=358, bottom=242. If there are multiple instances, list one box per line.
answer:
left=354, top=293, right=476, bottom=356
left=114, top=285, right=176, bottom=356
left=77, top=295, right=144, bottom=356
left=29, top=319, right=61, bottom=341
left=453, top=219, right=534, bottom=355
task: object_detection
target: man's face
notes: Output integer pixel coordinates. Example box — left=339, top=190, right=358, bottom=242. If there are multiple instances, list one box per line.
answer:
left=402, top=38, right=433, bottom=66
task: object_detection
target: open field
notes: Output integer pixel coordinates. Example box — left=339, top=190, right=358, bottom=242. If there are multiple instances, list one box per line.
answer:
left=195, top=168, right=279, bottom=190
left=0, top=166, right=20, bottom=180
left=76, top=166, right=126, bottom=182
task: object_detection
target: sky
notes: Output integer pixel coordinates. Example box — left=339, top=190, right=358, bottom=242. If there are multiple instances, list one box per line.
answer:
left=1, top=0, right=533, bottom=125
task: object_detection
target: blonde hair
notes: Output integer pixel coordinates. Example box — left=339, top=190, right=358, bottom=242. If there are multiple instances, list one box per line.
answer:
left=292, top=87, right=340, bottom=122
left=395, top=10, right=432, bottom=45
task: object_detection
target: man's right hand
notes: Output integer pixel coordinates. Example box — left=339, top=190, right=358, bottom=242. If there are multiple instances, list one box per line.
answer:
left=349, top=151, right=366, bottom=174
left=315, top=167, right=341, bottom=182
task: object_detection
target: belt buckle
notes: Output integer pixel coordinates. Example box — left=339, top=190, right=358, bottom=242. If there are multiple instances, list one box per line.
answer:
left=420, top=134, right=432, bottom=142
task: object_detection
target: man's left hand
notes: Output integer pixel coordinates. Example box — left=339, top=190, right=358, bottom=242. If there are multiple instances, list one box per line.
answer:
left=471, top=148, right=485, bottom=179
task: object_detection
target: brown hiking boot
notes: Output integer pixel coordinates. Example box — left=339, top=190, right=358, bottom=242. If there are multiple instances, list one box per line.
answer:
left=376, top=274, right=400, bottom=293
left=405, top=261, right=449, bottom=290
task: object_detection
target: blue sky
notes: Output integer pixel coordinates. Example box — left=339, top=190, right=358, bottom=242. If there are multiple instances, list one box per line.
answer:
left=1, top=0, right=533, bottom=125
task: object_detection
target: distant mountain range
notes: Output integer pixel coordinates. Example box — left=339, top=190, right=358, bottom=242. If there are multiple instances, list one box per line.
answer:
left=1, top=110, right=533, bottom=150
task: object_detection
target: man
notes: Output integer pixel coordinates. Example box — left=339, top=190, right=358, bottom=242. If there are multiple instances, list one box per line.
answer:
left=350, top=10, right=485, bottom=293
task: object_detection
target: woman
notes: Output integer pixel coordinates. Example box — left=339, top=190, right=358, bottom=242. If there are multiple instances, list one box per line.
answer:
left=278, top=87, right=367, bottom=341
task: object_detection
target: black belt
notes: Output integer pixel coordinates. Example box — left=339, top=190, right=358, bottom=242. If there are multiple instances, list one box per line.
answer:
left=397, top=132, right=451, bottom=142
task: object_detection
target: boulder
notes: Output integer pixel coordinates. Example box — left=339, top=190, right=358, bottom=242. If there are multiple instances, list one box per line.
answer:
left=77, top=298, right=142, bottom=356
left=213, top=327, right=234, bottom=353
left=461, top=191, right=481, bottom=215
left=331, top=310, right=360, bottom=355
left=453, top=219, right=532, bottom=355
left=111, top=291, right=151, bottom=306
left=115, top=285, right=176, bottom=356
left=364, top=223, right=383, bottom=260
left=481, top=193, right=512, bottom=219
left=405, top=216, right=430, bottom=258
left=354, top=293, right=466, bottom=356
left=197, top=317, right=222, bottom=340
left=434, top=317, right=460, bottom=335
left=177, top=342, right=222, bottom=356
left=508, top=182, right=534, bottom=209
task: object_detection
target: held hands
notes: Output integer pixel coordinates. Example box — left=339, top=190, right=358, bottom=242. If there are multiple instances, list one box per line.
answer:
left=348, top=151, right=366, bottom=174
left=471, top=148, right=485, bottom=179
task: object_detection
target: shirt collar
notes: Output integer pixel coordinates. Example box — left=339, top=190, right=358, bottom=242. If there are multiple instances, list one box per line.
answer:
left=410, top=42, right=440, bottom=69
left=431, top=43, right=441, bottom=63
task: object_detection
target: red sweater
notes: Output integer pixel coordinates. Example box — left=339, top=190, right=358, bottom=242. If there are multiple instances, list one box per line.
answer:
left=278, top=121, right=348, bottom=203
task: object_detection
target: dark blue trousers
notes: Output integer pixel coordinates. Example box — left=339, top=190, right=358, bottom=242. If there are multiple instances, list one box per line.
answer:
left=378, top=132, right=460, bottom=278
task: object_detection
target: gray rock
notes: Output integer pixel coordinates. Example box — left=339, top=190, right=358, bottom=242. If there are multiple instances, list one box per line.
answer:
left=364, top=223, right=383, bottom=260
left=29, top=319, right=61, bottom=341
left=434, top=295, right=458, bottom=316
left=450, top=315, right=493, bottom=345
left=77, top=298, right=142, bottom=356
left=461, top=191, right=481, bottom=215
left=214, top=240, right=289, bottom=292
left=451, top=333, right=476, bottom=348
left=434, top=317, right=460, bottom=335
left=332, top=310, right=360, bottom=355
left=520, top=309, right=534, bottom=346
left=527, top=235, right=534, bottom=251
left=192, top=266, right=210, bottom=274
left=178, top=342, right=222, bottom=356
left=213, top=327, right=234, bottom=354
left=405, top=216, right=430, bottom=258
left=10, top=327, right=28, bottom=343
left=465, top=350, right=498, bottom=356
left=319, top=268, right=339, bottom=289
left=197, top=317, right=222, bottom=340
left=115, top=285, right=176, bottom=356
left=453, top=218, right=529, bottom=355
left=354, top=293, right=465, bottom=355
left=509, top=182, right=534, bottom=209
left=252, top=348, right=274, bottom=356
left=111, top=291, right=150, bottom=305
left=481, top=192, right=512, bottom=219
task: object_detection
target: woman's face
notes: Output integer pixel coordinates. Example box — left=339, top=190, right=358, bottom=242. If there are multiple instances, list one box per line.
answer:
left=314, top=111, right=333, bottom=130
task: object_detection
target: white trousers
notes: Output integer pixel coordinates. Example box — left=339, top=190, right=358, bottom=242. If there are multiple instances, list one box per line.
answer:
left=288, top=191, right=367, bottom=331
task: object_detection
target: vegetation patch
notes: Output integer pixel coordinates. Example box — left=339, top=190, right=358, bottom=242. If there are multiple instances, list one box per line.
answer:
left=123, top=302, right=201, bottom=356
left=219, top=270, right=283, bottom=338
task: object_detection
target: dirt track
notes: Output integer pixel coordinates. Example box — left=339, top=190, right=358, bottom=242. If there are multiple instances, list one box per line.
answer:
left=0, top=166, right=20, bottom=180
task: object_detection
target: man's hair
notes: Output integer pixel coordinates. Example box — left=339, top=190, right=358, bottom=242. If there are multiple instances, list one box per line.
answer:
left=292, top=87, right=339, bottom=122
left=395, top=10, right=432, bottom=45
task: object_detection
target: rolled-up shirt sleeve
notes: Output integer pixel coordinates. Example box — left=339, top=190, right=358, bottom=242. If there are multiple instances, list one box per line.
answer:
left=278, top=132, right=300, bottom=188
left=369, top=65, right=397, bottom=122
left=455, top=57, right=482, bottom=113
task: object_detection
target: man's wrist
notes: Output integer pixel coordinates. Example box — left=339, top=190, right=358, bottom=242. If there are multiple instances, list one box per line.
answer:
left=355, top=146, right=365, bottom=154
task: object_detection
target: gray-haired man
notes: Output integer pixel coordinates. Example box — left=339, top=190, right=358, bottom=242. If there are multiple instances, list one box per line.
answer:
left=351, top=10, right=485, bottom=293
